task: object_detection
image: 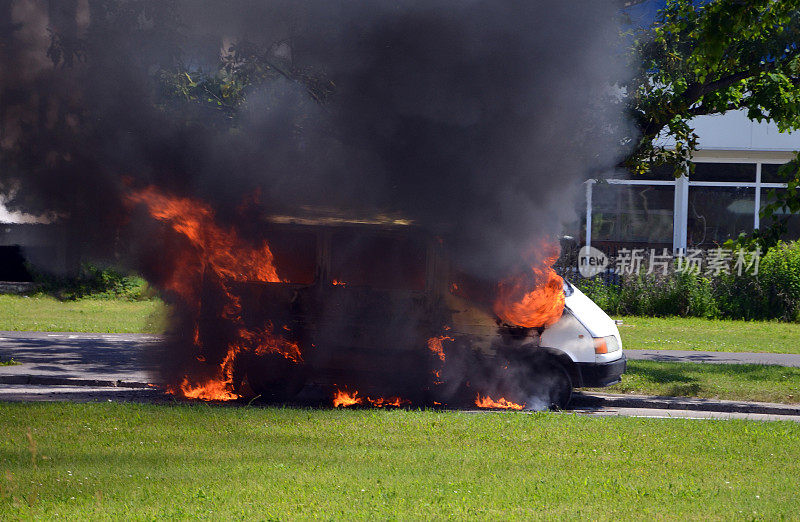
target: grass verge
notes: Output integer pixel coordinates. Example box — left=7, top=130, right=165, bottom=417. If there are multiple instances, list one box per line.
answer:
left=0, top=295, right=167, bottom=334
left=2, top=296, right=799, bottom=357
left=592, top=360, right=800, bottom=404
left=1, top=403, right=798, bottom=519
left=618, top=315, right=800, bottom=354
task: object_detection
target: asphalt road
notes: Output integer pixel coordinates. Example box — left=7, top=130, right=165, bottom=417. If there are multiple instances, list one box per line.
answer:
left=0, top=331, right=161, bottom=385
left=2, top=331, right=799, bottom=387
left=2, top=331, right=800, bottom=422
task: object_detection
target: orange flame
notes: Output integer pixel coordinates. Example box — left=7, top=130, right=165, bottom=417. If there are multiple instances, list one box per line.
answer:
left=369, top=396, right=411, bottom=408
left=475, top=393, right=526, bottom=410
left=331, top=279, right=347, bottom=286
left=332, top=389, right=410, bottom=408
left=333, top=389, right=363, bottom=407
left=426, top=334, right=453, bottom=362
left=494, top=241, right=564, bottom=328
left=127, top=186, right=300, bottom=401
left=127, top=186, right=282, bottom=300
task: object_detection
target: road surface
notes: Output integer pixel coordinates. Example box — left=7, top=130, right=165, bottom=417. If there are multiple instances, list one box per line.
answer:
left=3, top=331, right=799, bottom=388
left=625, top=348, right=800, bottom=367
left=2, top=331, right=799, bottom=422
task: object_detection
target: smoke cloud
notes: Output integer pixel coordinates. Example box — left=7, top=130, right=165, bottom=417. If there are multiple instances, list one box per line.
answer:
left=0, top=0, right=633, bottom=405
left=1, top=0, right=631, bottom=274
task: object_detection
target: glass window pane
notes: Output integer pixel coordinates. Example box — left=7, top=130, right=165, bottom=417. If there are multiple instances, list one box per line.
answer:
left=759, top=188, right=800, bottom=241
left=691, top=163, right=755, bottom=182
left=330, top=232, right=427, bottom=290
left=591, top=184, right=673, bottom=245
left=263, top=229, right=317, bottom=284
left=607, top=164, right=678, bottom=181
left=761, top=163, right=794, bottom=183
left=687, top=187, right=754, bottom=247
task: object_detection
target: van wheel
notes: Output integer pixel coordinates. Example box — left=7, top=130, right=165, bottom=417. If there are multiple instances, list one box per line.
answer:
left=235, top=353, right=307, bottom=403
left=519, top=358, right=572, bottom=411
left=538, top=360, right=573, bottom=410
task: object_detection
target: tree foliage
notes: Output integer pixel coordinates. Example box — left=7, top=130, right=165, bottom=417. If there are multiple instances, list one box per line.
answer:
left=624, top=0, right=800, bottom=176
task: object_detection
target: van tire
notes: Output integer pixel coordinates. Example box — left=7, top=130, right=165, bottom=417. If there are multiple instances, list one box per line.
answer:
left=538, top=359, right=573, bottom=410
left=483, top=349, right=573, bottom=411
left=236, top=353, right=307, bottom=403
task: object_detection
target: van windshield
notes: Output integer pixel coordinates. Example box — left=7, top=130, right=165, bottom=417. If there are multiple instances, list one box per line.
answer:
left=264, top=229, right=317, bottom=285
left=330, top=232, right=426, bottom=290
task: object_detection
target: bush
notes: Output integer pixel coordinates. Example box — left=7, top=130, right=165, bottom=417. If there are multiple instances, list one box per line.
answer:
left=573, top=277, right=622, bottom=313
left=31, top=263, right=156, bottom=301
left=572, top=241, right=800, bottom=322
left=759, top=241, right=800, bottom=321
left=575, top=271, right=716, bottom=318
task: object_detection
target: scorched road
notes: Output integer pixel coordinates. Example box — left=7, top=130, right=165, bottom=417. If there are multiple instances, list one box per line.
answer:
left=2, top=331, right=799, bottom=387
left=2, top=331, right=800, bottom=422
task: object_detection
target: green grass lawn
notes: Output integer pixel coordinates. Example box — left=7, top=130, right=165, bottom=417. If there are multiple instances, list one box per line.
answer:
left=618, top=315, right=800, bottom=354
left=0, top=295, right=167, bottom=333
left=593, top=360, right=800, bottom=404
left=0, top=403, right=798, bottom=519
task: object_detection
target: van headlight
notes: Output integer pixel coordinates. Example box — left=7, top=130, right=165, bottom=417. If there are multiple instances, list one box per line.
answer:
left=593, top=335, right=620, bottom=354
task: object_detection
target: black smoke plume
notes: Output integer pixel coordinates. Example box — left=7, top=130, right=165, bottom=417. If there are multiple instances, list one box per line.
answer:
left=0, top=0, right=633, bottom=406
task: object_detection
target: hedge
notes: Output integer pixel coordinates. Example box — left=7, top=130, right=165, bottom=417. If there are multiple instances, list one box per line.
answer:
left=573, top=241, right=800, bottom=322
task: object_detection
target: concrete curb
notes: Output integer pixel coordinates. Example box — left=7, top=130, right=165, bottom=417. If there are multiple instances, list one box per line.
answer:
left=571, top=391, right=800, bottom=417
left=3, top=375, right=798, bottom=417
left=0, top=375, right=156, bottom=389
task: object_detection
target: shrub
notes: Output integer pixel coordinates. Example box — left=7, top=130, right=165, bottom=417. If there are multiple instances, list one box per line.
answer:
left=574, top=276, right=622, bottom=314
left=31, top=263, right=156, bottom=301
left=713, top=271, right=768, bottom=320
left=758, top=241, right=800, bottom=321
left=572, top=241, right=800, bottom=321
left=574, top=269, right=717, bottom=318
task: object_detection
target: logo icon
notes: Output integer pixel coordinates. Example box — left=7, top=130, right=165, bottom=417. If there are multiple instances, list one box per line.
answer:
left=578, top=245, right=608, bottom=278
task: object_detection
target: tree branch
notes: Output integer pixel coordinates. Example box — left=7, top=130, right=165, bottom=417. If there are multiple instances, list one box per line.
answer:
left=680, top=67, right=761, bottom=108
left=687, top=102, right=745, bottom=116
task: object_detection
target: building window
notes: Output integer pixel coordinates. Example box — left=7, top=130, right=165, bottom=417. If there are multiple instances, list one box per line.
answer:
left=583, top=160, right=798, bottom=251
left=760, top=188, right=800, bottom=240
left=590, top=184, right=673, bottom=245
left=687, top=186, right=754, bottom=246
left=691, top=163, right=756, bottom=182
left=761, top=163, right=791, bottom=183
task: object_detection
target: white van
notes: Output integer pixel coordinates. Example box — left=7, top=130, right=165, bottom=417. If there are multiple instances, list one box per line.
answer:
left=229, top=214, right=626, bottom=409
left=537, top=280, right=626, bottom=406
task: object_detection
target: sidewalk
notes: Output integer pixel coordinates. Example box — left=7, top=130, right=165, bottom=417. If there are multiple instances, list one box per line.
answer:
left=625, top=349, right=800, bottom=367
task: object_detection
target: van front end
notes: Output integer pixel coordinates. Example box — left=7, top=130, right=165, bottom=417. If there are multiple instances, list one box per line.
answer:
left=540, top=280, right=626, bottom=389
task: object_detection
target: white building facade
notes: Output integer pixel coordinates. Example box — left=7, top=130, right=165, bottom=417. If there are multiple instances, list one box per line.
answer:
left=584, top=110, right=800, bottom=252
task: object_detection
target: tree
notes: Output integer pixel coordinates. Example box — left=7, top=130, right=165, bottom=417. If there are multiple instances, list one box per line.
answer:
left=623, top=0, right=800, bottom=176
left=621, top=0, right=800, bottom=246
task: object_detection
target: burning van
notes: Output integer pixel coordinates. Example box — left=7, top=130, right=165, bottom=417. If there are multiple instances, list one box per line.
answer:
left=131, top=186, right=625, bottom=410
left=188, top=209, right=625, bottom=410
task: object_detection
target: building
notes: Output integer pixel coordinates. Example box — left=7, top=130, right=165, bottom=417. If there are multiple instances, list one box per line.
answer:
left=584, top=110, right=800, bottom=252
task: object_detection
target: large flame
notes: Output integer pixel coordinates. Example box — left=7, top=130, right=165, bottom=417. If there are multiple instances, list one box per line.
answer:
left=333, top=389, right=410, bottom=408
left=128, top=186, right=567, bottom=405
left=127, top=186, right=301, bottom=401
left=475, top=393, right=526, bottom=410
left=494, top=241, right=565, bottom=328
left=333, top=389, right=363, bottom=407
left=426, top=334, right=453, bottom=362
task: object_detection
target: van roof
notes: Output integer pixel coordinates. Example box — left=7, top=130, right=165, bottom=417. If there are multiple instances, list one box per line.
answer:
left=265, top=206, right=414, bottom=227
